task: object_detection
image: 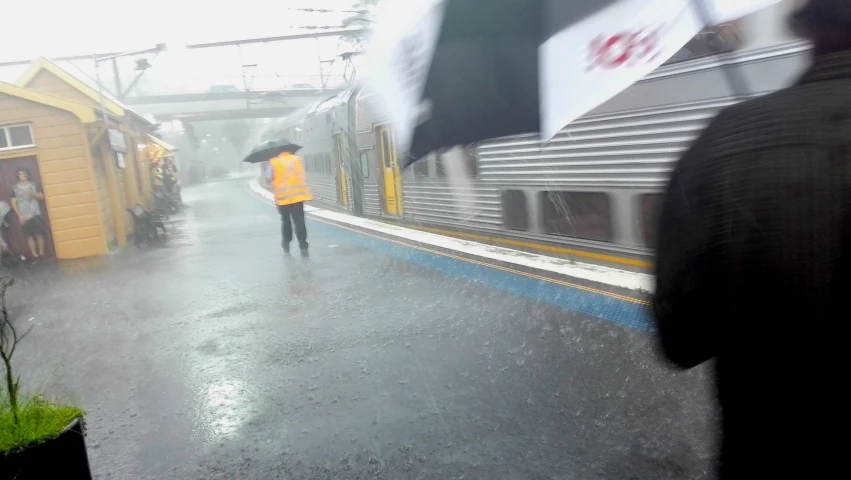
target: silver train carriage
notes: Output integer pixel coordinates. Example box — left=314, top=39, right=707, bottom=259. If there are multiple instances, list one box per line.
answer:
left=262, top=1, right=810, bottom=272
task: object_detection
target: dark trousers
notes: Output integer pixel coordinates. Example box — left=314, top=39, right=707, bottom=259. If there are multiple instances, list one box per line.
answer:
left=277, top=202, right=308, bottom=250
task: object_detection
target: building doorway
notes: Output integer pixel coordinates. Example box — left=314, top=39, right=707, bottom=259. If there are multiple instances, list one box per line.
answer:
left=0, top=156, right=55, bottom=260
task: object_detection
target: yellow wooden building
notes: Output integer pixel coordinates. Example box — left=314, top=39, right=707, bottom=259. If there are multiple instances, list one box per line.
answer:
left=0, top=58, right=171, bottom=260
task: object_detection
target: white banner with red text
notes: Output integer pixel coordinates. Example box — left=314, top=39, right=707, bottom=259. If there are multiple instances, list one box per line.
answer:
left=541, top=0, right=780, bottom=140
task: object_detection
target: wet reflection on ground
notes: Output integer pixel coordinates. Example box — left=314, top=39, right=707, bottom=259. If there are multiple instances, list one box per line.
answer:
left=9, top=179, right=715, bottom=479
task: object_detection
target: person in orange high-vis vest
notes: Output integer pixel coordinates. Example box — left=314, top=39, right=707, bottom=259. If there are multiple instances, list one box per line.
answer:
left=266, top=152, right=313, bottom=255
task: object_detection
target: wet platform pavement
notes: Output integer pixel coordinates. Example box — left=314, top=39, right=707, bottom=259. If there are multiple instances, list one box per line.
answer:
left=8, top=178, right=715, bottom=479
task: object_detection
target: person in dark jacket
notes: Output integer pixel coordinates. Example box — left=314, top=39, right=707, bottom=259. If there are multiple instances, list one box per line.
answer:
left=653, top=1, right=849, bottom=478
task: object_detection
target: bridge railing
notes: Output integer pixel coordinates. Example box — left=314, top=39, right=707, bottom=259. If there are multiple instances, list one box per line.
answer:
left=126, top=74, right=349, bottom=97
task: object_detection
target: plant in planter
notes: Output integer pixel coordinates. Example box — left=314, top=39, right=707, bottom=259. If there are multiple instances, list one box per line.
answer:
left=0, top=276, right=92, bottom=479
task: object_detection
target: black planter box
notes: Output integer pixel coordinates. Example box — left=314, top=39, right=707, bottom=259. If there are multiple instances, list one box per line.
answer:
left=0, top=417, right=92, bottom=480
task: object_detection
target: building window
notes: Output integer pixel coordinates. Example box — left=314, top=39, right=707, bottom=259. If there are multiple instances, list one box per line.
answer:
left=413, top=155, right=429, bottom=177
left=501, top=190, right=528, bottom=231
left=664, top=21, right=743, bottom=65
left=639, top=193, right=664, bottom=248
left=359, top=152, right=370, bottom=179
left=0, top=124, right=35, bottom=151
left=540, top=191, right=612, bottom=242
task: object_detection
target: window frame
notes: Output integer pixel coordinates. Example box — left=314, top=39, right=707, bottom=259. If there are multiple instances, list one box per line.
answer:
left=539, top=190, right=614, bottom=242
left=435, top=150, right=448, bottom=178
left=413, top=154, right=430, bottom=178
left=662, top=21, right=743, bottom=67
left=637, top=193, right=664, bottom=248
left=461, top=144, right=478, bottom=177
left=359, top=151, right=370, bottom=179
left=0, top=123, right=36, bottom=152
left=500, top=189, right=529, bottom=231
left=434, top=145, right=478, bottom=178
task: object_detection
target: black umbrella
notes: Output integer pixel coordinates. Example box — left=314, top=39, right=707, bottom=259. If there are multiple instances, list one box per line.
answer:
left=367, top=0, right=776, bottom=166
left=241, top=139, right=302, bottom=164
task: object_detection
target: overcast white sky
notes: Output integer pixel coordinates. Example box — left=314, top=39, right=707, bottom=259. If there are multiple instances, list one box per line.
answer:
left=0, top=0, right=373, bottom=91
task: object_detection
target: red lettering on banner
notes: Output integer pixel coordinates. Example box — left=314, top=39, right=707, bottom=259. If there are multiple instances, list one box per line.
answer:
left=587, top=26, right=663, bottom=71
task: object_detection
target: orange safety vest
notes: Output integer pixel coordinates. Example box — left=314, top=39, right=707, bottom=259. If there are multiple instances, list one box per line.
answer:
left=270, top=153, right=312, bottom=206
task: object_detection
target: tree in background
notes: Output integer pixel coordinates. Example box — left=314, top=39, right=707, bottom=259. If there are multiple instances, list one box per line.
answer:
left=338, top=0, right=379, bottom=82
left=341, top=0, right=379, bottom=52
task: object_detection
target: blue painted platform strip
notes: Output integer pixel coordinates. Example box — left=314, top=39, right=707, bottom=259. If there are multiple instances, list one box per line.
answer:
left=255, top=199, right=654, bottom=333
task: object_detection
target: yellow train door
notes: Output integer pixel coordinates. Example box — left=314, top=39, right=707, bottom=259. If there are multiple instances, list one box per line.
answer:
left=378, top=127, right=402, bottom=215
left=333, top=134, right=349, bottom=208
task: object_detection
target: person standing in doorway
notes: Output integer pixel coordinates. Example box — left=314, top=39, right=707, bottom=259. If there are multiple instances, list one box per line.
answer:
left=266, top=151, right=312, bottom=256
left=11, top=168, right=47, bottom=260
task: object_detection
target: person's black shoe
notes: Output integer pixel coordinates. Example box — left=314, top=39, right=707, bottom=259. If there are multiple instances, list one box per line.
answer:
left=282, top=243, right=291, bottom=255
left=300, top=248, right=309, bottom=258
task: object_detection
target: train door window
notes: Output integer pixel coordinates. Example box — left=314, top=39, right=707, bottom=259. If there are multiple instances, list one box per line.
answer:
left=413, top=156, right=429, bottom=178
left=639, top=193, right=663, bottom=248
left=324, top=154, right=332, bottom=174
left=359, top=152, right=370, bottom=178
left=540, top=191, right=612, bottom=242
left=501, top=190, right=528, bottom=231
left=304, top=155, right=312, bottom=172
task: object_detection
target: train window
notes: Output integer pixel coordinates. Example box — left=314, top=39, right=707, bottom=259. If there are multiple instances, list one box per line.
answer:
left=413, top=156, right=429, bottom=178
left=639, top=193, right=663, bottom=248
left=663, top=21, right=743, bottom=65
left=462, top=144, right=478, bottom=177
left=324, top=154, right=332, bottom=174
left=540, top=191, right=612, bottom=242
left=305, top=155, right=314, bottom=172
left=435, top=151, right=447, bottom=178
left=434, top=146, right=478, bottom=178
left=359, top=152, right=370, bottom=178
left=501, top=190, right=528, bottom=231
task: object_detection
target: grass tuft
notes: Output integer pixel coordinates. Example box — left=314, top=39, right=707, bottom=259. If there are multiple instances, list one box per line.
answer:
left=0, top=397, right=84, bottom=455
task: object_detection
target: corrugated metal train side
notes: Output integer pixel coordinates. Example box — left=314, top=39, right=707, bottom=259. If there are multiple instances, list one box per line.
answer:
left=274, top=40, right=810, bottom=272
